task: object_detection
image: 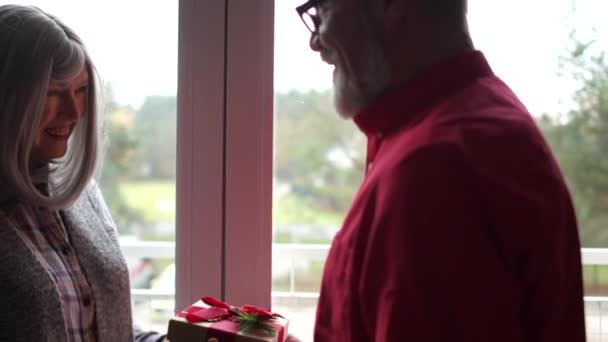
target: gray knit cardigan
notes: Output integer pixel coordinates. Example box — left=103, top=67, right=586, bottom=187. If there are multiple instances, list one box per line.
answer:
left=0, top=181, right=147, bottom=341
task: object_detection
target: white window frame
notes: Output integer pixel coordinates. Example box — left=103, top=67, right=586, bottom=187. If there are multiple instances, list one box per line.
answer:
left=176, top=0, right=274, bottom=310
left=175, top=0, right=226, bottom=310
left=224, top=0, right=274, bottom=307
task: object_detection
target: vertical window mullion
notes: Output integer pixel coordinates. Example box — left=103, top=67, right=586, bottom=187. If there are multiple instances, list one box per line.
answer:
left=224, top=0, right=275, bottom=308
left=175, top=0, right=228, bottom=310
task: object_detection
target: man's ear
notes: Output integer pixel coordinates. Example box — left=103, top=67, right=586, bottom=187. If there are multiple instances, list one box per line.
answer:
left=373, top=0, right=409, bottom=33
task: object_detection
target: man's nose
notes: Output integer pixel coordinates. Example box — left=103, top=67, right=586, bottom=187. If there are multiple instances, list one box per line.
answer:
left=309, top=32, right=321, bottom=52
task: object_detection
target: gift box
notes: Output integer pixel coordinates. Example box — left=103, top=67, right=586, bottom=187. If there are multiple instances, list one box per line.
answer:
left=167, top=297, right=289, bottom=342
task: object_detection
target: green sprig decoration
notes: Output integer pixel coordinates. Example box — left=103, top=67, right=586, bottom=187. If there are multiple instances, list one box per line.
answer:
left=233, top=309, right=278, bottom=336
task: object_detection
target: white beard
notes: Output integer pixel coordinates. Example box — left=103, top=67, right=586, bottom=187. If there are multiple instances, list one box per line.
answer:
left=331, top=43, right=390, bottom=119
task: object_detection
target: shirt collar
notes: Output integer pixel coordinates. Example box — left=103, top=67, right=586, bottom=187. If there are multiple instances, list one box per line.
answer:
left=353, top=50, right=494, bottom=137
left=0, top=164, right=51, bottom=209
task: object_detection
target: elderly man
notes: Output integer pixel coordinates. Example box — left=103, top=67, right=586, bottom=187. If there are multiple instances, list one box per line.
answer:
left=292, top=0, right=586, bottom=341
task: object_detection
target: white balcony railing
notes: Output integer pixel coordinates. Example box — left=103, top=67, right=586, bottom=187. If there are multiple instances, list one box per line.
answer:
left=122, top=240, right=330, bottom=301
left=121, top=241, right=608, bottom=339
left=122, top=242, right=608, bottom=300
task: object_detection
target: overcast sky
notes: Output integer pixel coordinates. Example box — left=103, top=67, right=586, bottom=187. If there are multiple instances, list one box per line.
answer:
left=8, top=0, right=608, bottom=115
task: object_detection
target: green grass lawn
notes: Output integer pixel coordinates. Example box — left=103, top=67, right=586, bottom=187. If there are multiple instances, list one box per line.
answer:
left=120, top=181, right=176, bottom=222
left=273, top=194, right=344, bottom=226
left=120, top=181, right=343, bottom=226
left=119, top=181, right=341, bottom=244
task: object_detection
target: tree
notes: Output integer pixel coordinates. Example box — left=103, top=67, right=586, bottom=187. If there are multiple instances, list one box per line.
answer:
left=540, top=36, right=608, bottom=247
left=132, top=96, right=177, bottom=180
left=98, top=84, right=144, bottom=234
left=274, top=90, right=365, bottom=220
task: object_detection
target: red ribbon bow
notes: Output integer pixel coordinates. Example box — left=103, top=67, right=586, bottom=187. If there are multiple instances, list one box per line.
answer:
left=176, top=297, right=286, bottom=341
left=178, top=296, right=283, bottom=323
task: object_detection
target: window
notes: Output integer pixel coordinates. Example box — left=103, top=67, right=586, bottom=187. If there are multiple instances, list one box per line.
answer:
left=467, top=1, right=608, bottom=336
left=272, top=1, right=364, bottom=340
left=16, top=0, right=608, bottom=339
left=269, top=0, right=608, bottom=340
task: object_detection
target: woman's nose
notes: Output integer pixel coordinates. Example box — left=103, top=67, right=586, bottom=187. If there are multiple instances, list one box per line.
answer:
left=61, top=93, right=83, bottom=119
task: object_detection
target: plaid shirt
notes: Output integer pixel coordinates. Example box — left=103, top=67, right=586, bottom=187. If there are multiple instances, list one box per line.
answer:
left=6, top=202, right=97, bottom=342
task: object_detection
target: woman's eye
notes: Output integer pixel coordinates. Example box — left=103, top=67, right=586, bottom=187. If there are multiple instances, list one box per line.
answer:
left=47, top=90, right=62, bottom=97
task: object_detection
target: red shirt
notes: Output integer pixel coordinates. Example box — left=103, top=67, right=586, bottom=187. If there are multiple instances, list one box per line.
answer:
left=313, top=51, right=585, bottom=342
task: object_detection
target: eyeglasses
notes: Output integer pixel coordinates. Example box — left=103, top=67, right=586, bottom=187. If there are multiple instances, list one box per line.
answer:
left=296, top=0, right=324, bottom=34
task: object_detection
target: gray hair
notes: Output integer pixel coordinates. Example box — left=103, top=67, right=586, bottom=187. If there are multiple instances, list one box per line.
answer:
left=0, top=5, right=103, bottom=209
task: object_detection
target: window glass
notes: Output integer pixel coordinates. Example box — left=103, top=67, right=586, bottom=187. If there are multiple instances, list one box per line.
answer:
left=274, top=0, right=608, bottom=340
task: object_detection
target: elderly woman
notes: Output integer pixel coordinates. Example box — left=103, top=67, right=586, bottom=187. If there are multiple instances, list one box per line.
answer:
left=0, top=5, right=165, bottom=342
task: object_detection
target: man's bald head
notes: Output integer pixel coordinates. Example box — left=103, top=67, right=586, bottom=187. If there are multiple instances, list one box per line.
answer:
left=423, top=0, right=467, bottom=20
left=306, top=0, right=474, bottom=117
